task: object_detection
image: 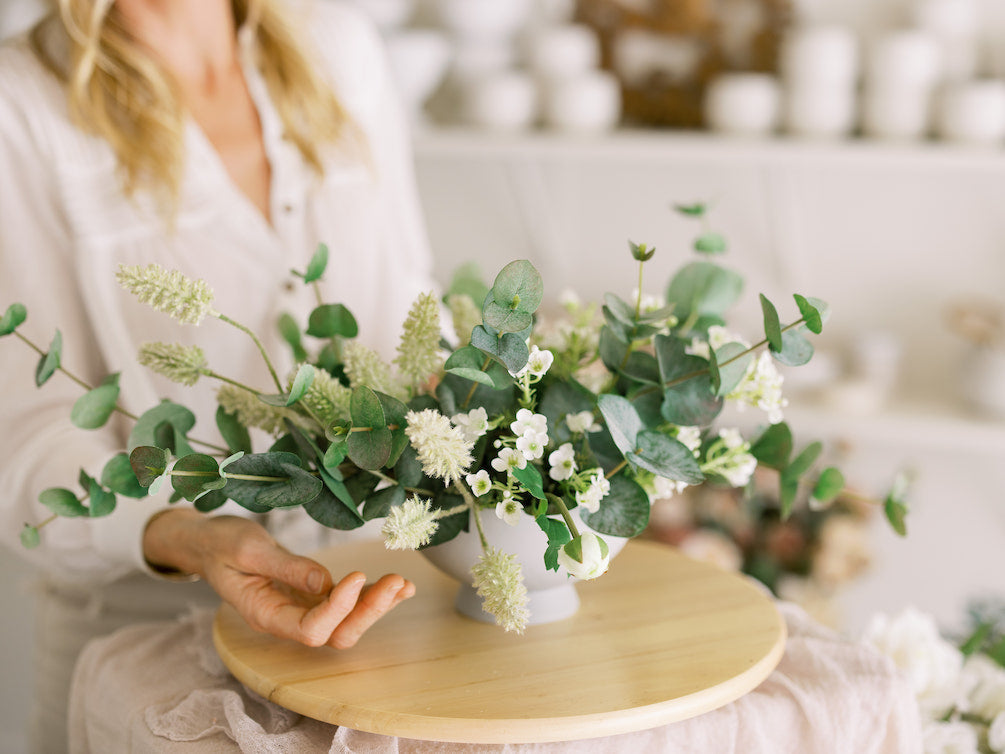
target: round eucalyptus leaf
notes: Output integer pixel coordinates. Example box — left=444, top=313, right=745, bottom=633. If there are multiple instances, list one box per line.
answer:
left=346, top=427, right=393, bottom=470
left=87, top=482, right=116, bottom=518
left=481, top=299, right=533, bottom=333
left=306, top=303, right=358, bottom=339
left=20, top=524, right=40, bottom=549
left=71, top=383, right=120, bottom=430
left=286, top=363, right=315, bottom=407
left=303, top=242, right=329, bottom=284
left=34, top=330, right=62, bottom=387
left=101, top=453, right=148, bottom=498
left=712, top=342, right=752, bottom=397
left=770, top=330, right=814, bottom=367
left=39, top=487, right=87, bottom=517
left=129, top=446, right=171, bottom=487
left=579, top=472, right=650, bottom=538
left=626, top=430, right=704, bottom=485
left=596, top=394, right=643, bottom=457
left=490, top=259, right=543, bottom=313
left=350, top=386, right=386, bottom=429
left=694, top=232, right=727, bottom=254
left=255, top=462, right=324, bottom=508
left=171, top=453, right=223, bottom=502
left=0, top=302, right=27, bottom=336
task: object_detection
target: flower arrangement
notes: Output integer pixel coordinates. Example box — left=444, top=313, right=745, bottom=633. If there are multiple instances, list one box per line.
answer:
left=3, top=203, right=908, bottom=634
left=863, top=602, right=1005, bottom=754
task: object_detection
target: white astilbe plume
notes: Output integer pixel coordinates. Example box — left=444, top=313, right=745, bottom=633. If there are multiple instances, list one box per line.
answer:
left=447, top=293, right=482, bottom=346
left=216, top=384, right=309, bottom=437
left=471, top=547, right=530, bottom=633
left=395, top=291, right=442, bottom=387
left=287, top=366, right=351, bottom=428
left=137, top=342, right=207, bottom=386
left=342, top=341, right=407, bottom=401
left=404, top=409, right=474, bottom=485
left=116, top=264, right=216, bottom=325
left=382, top=496, right=440, bottom=550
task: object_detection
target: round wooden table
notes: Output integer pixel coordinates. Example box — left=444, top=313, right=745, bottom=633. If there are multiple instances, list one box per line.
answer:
left=213, top=539, right=786, bottom=744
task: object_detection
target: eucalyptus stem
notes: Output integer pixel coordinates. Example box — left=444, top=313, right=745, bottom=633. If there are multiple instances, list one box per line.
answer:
left=33, top=513, right=58, bottom=532
left=170, top=469, right=293, bottom=483
left=461, top=355, right=493, bottom=409
left=366, top=469, right=435, bottom=498
left=605, top=459, right=628, bottom=480
left=635, top=260, right=645, bottom=320
left=215, top=313, right=282, bottom=392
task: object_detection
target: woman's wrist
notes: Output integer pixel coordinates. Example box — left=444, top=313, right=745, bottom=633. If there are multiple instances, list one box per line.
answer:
left=142, top=508, right=206, bottom=579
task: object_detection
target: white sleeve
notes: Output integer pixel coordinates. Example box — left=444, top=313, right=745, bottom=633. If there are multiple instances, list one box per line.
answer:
left=0, top=45, right=164, bottom=583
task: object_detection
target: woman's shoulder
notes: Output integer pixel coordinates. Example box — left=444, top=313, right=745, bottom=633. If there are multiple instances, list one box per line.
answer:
left=0, top=21, right=69, bottom=141
left=291, top=0, right=390, bottom=120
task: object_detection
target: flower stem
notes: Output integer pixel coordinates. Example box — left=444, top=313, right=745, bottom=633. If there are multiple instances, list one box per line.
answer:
left=452, top=480, right=487, bottom=549
left=635, top=260, right=644, bottom=320
left=550, top=493, right=581, bottom=539
left=605, top=459, right=628, bottom=480
left=215, top=313, right=282, bottom=392
left=461, top=356, right=493, bottom=409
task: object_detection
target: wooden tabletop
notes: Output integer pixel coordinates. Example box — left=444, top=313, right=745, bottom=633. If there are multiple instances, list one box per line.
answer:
left=213, top=539, right=786, bottom=744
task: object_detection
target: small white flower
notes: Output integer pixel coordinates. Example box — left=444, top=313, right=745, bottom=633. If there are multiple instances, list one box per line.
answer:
left=548, top=443, right=577, bottom=481
left=653, top=476, right=688, bottom=499
left=491, top=447, right=527, bottom=474
left=971, top=669, right=1005, bottom=720
left=630, top=289, right=664, bottom=313
left=524, top=345, right=554, bottom=377
left=719, top=428, right=745, bottom=449
left=921, top=720, right=979, bottom=754
left=466, top=469, right=492, bottom=497
left=675, top=426, right=702, bottom=456
left=565, top=411, right=601, bottom=434
left=516, top=431, right=548, bottom=461
left=451, top=407, right=490, bottom=443
left=558, top=532, right=610, bottom=580
left=495, top=493, right=523, bottom=526
left=559, top=289, right=581, bottom=309
left=575, top=470, right=610, bottom=513
left=511, top=408, right=547, bottom=437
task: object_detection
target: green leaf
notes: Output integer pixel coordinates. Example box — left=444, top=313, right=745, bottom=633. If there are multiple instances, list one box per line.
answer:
left=598, top=326, right=630, bottom=372
left=19, top=524, right=40, bottom=549
left=306, top=304, right=358, bottom=339
left=795, top=295, right=831, bottom=335
left=394, top=444, right=424, bottom=488
left=626, top=430, right=704, bottom=485
left=71, top=380, right=120, bottom=430
left=347, top=427, right=393, bottom=470
left=490, top=259, right=543, bottom=314
left=129, top=446, right=171, bottom=487
left=787, top=441, right=823, bottom=478
left=621, top=351, right=661, bottom=385
left=255, top=462, right=324, bottom=508
left=884, top=496, right=908, bottom=537
left=34, top=330, right=62, bottom=387
left=537, top=515, right=572, bottom=571
left=128, top=401, right=196, bottom=456
left=512, top=464, right=546, bottom=500
left=694, top=232, right=727, bottom=254
left=39, top=488, right=87, bottom=517
left=218, top=452, right=301, bottom=512
left=596, top=394, right=643, bottom=457
left=674, top=202, right=706, bottom=217
left=603, top=294, right=637, bottom=328
left=750, top=422, right=793, bottom=470
left=444, top=345, right=512, bottom=390
left=350, top=386, right=385, bottom=429
left=171, top=453, right=225, bottom=502
left=323, top=441, right=348, bottom=473
left=0, top=303, right=27, bottom=336
left=481, top=299, right=533, bottom=333
left=469, top=327, right=529, bottom=374
left=216, top=406, right=252, bottom=454
left=361, top=485, right=406, bottom=521
left=771, top=330, right=814, bottom=367
left=812, top=467, right=845, bottom=505
left=375, top=391, right=410, bottom=467
left=655, top=334, right=723, bottom=426
left=277, top=312, right=308, bottom=363
left=194, top=490, right=228, bottom=512
left=759, top=294, right=783, bottom=351
left=303, top=242, right=329, bottom=283
left=538, top=379, right=596, bottom=445
left=580, top=472, right=650, bottom=537
left=101, top=453, right=148, bottom=498
left=303, top=485, right=365, bottom=529
left=710, top=342, right=752, bottom=397
left=666, top=262, right=743, bottom=324
left=628, top=240, right=655, bottom=261
left=286, top=363, right=315, bottom=407
left=87, top=480, right=116, bottom=518
left=778, top=441, right=823, bottom=517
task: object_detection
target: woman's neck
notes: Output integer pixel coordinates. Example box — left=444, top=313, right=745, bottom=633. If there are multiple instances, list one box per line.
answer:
left=115, top=0, right=239, bottom=92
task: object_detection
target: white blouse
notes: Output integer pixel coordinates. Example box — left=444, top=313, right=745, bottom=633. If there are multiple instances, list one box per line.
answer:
left=0, top=2, right=437, bottom=584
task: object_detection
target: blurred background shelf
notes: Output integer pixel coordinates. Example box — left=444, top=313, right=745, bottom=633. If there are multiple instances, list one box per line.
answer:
left=415, top=127, right=1005, bottom=172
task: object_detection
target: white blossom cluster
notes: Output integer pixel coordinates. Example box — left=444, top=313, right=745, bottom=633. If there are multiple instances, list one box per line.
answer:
left=699, top=428, right=757, bottom=488
left=863, top=607, right=1005, bottom=754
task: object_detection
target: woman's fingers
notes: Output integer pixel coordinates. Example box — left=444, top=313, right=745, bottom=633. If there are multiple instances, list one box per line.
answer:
left=326, top=574, right=416, bottom=650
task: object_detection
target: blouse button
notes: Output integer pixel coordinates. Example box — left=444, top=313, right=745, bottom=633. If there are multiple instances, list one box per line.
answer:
left=283, top=203, right=295, bottom=214
left=283, top=281, right=296, bottom=293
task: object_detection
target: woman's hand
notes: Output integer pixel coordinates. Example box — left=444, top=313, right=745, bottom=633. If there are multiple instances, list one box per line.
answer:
left=142, top=509, right=415, bottom=648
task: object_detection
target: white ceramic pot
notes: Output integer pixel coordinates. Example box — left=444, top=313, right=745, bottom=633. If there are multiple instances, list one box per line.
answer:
left=464, top=71, right=539, bottom=131
left=542, top=71, right=622, bottom=133
left=421, top=506, right=629, bottom=626
left=384, top=29, right=452, bottom=124
left=704, top=73, right=781, bottom=136
left=525, top=24, right=601, bottom=81
left=961, top=347, right=1005, bottom=418
left=936, top=80, right=1005, bottom=145
left=861, top=83, right=934, bottom=141
left=866, top=30, right=943, bottom=91
left=436, top=0, right=534, bottom=42
left=783, top=84, right=857, bottom=139
left=779, top=25, right=859, bottom=89
left=342, top=0, right=416, bottom=32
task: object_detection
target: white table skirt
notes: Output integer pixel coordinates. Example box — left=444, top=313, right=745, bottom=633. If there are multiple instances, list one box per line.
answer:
left=68, top=602, right=923, bottom=753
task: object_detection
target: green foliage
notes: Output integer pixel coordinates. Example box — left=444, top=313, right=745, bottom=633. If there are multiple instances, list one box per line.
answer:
left=627, top=430, right=704, bottom=484
left=694, top=232, right=727, bottom=254
left=129, top=401, right=195, bottom=456
left=306, top=304, right=358, bottom=339
left=20, top=524, right=40, bottom=549
left=302, top=242, right=329, bottom=284
left=536, top=515, right=572, bottom=571
left=0, top=303, right=27, bottom=336
left=35, top=330, right=62, bottom=386
left=71, top=374, right=120, bottom=430
left=580, top=473, right=650, bottom=537
left=216, top=406, right=252, bottom=454
left=277, top=313, right=308, bottom=362
left=666, top=262, right=743, bottom=327
left=750, top=423, right=793, bottom=470
left=39, top=488, right=87, bottom=517
left=759, top=294, right=783, bottom=352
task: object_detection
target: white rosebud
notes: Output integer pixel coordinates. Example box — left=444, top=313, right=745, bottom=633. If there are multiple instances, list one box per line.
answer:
left=972, top=671, right=1005, bottom=721
left=516, top=431, right=547, bottom=461
left=466, top=469, right=492, bottom=497
left=511, top=408, right=547, bottom=437
left=495, top=493, right=522, bottom=526
left=548, top=443, right=577, bottom=481
left=921, top=720, right=979, bottom=754
left=565, top=410, right=601, bottom=434
left=558, top=532, right=610, bottom=580
left=491, top=447, right=527, bottom=474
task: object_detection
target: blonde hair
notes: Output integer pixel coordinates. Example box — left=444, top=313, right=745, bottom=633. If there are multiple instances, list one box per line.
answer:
left=47, top=0, right=346, bottom=212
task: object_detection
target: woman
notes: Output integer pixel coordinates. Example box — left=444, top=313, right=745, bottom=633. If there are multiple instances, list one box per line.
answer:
left=0, top=0, right=431, bottom=750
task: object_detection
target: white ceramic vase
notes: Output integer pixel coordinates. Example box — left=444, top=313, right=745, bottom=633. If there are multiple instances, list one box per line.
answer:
left=421, top=506, right=628, bottom=626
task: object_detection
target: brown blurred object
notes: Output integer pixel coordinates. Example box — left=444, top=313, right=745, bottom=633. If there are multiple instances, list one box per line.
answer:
left=575, top=0, right=793, bottom=128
